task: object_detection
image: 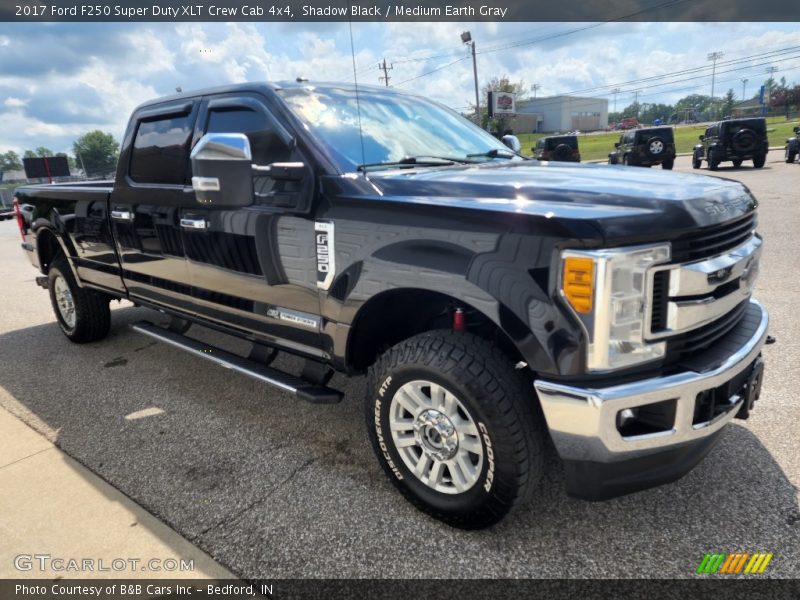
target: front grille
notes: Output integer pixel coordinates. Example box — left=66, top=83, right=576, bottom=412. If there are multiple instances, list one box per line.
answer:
left=670, top=213, right=756, bottom=263
left=664, top=300, right=749, bottom=365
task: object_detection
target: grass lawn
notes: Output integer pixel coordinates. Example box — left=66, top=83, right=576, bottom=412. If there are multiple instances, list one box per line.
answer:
left=517, top=116, right=799, bottom=162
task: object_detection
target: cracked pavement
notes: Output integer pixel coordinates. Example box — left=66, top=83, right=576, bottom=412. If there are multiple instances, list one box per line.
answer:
left=0, top=154, right=798, bottom=578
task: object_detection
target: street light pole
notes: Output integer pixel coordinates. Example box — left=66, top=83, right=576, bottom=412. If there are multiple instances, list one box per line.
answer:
left=707, top=51, right=724, bottom=119
left=741, top=77, right=748, bottom=100
left=612, top=88, right=620, bottom=113
left=461, top=31, right=480, bottom=127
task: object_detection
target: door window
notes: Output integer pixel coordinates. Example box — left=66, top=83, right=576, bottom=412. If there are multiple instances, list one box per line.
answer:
left=205, top=107, right=291, bottom=166
left=130, top=113, right=194, bottom=184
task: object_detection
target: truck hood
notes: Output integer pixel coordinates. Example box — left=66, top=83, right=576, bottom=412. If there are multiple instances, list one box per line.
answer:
left=362, top=160, right=757, bottom=242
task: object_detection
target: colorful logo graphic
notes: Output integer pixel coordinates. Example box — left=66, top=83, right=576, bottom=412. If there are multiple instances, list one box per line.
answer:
left=696, top=552, right=773, bottom=575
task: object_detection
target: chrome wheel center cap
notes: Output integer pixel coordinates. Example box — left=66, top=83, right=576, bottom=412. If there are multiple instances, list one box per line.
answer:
left=414, top=409, right=458, bottom=461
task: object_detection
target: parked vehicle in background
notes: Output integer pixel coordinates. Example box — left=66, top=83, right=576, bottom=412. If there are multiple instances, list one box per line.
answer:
left=0, top=204, right=14, bottom=221
left=785, top=126, right=800, bottom=163
left=12, top=81, right=769, bottom=529
left=608, top=126, right=676, bottom=169
left=619, top=117, right=640, bottom=129
left=533, top=135, right=581, bottom=162
left=693, top=118, right=769, bottom=170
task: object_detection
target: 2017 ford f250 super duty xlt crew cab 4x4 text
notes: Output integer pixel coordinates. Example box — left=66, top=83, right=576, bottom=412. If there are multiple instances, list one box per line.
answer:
left=14, top=82, right=768, bottom=529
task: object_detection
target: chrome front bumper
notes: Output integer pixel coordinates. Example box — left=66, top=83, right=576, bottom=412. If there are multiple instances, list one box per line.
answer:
left=534, top=299, right=768, bottom=463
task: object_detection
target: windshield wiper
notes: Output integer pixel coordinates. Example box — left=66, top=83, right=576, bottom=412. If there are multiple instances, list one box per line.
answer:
left=466, top=148, right=518, bottom=159
left=357, top=155, right=476, bottom=172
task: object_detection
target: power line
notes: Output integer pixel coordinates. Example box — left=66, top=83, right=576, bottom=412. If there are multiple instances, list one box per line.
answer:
left=393, top=56, right=470, bottom=87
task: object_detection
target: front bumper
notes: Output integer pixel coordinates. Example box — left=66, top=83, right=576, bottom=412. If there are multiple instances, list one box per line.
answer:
left=534, top=298, right=768, bottom=500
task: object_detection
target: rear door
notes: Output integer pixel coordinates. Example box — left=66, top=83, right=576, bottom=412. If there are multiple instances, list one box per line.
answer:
left=111, top=101, right=198, bottom=313
left=181, top=93, right=323, bottom=355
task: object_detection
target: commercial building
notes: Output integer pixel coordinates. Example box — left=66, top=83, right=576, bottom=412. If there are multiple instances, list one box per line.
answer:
left=511, top=95, right=609, bottom=133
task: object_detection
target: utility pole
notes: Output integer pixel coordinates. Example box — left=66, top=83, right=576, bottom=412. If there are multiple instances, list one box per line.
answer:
left=632, top=90, right=641, bottom=118
left=707, top=51, right=724, bottom=119
left=741, top=78, right=748, bottom=100
left=461, top=31, right=480, bottom=127
left=378, top=58, right=393, bottom=87
left=612, top=88, right=620, bottom=113
left=530, top=83, right=540, bottom=99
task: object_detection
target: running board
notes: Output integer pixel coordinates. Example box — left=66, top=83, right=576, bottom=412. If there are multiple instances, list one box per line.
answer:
left=131, top=321, right=343, bottom=404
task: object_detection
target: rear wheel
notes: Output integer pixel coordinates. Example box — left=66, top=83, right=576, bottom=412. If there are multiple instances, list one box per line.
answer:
left=661, top=159, right=674, bottom=170
left=692, top=152, right=702, bottom=169
left=365, top=331, right=544, bottom=529
left=732, top=159, right=743, bottom=168
left=48, top=257, right=110, bottom=343
left=753, top=153, right=766, bottom=168
left=785, top=146, right=797, bottom=164
left=708, top=149, right=720, bottom=171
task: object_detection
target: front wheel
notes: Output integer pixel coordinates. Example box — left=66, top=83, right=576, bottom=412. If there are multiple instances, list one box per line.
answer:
left=732, top=159, right=743, bottom=168
left=753, top=153, right=766, bottom=168
left=365, top=331, right=544, bottom=529
left=48, top=257, right=111, bottom=343
left=785, top=146, right=796, bottom=163
left=692, top=154, right=702, bottom=169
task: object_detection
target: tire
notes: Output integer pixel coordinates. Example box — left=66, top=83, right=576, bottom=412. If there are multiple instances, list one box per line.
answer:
left=731, top=129, right=757, bottom=153
left=553, top=144, right=572, bottom=161
left=365, top=331, right=544, bottom=529
left=785, top=146, right=797, bottom=164
left=661, top=159, right=674, bottom=170
left=732, top=159, right=743, bottom=168
left=753, top=153, right=766, bottom=169
left=646, top=136, right=665, bottom=157
left=622, top=154, right=631, bottom=166
left=708, top=149, right=719, bottom=171
left=692, top=152, right=702, bottom=169
left=48, top=257, right=111, bottom=343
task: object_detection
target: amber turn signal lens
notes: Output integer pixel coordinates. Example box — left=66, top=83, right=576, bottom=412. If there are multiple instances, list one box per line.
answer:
left=563, top=257, right=594, bottom=314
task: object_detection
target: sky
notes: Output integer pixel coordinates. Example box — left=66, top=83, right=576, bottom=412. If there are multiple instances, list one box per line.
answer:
left=0, top=21, right=798, bottom=155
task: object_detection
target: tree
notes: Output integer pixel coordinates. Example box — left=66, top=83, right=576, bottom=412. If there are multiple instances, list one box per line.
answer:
left=722, top=89, right=736, bottom=118
left=55, top=152, right=77, bottom=172
left=0, top=150, right=23, bottom=172
left=475, top=76, right=527, bottom=136
left=73, top=131, right=119, bottom=177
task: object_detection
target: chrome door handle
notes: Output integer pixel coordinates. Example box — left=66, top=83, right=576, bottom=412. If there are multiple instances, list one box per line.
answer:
left=180, top=217, right=208, bottom=230
left=110, top=209, right=133, bottom=221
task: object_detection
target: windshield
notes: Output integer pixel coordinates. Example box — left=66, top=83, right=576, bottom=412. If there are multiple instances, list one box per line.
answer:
left=278, top=86, right=522, bottom=172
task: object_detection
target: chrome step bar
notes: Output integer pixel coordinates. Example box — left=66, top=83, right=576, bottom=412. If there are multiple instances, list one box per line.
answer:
left=131, top=321, right=342, bottom=404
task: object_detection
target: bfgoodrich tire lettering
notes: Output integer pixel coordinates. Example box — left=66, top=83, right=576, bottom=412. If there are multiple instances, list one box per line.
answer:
left=48, top=257, right=111, bottom=343
left=365, top=331, right=544, bottom=529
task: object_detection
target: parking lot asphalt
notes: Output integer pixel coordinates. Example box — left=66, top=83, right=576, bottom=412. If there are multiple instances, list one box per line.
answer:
left=0, top=153, right=798, bottom=579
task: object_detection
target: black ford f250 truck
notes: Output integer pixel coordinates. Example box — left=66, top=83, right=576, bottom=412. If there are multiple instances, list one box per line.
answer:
left=14, top=82, right=768, bottom=528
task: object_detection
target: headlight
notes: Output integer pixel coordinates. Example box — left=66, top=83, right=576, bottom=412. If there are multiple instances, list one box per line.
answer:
left=561, top=243, right=671, bottom=372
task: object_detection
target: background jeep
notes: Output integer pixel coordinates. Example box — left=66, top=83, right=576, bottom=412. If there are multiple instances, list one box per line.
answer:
left=533, top=135, right=580, bottom=162
left=608, top=126, right=676, bottom=169
left=693, top=117, right=769, bottom=170
left=785, top=125, right=800, bottom=163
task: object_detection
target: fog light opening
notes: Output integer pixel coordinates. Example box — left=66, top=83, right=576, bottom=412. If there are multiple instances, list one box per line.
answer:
left=617, top=399, right=677, bottom=438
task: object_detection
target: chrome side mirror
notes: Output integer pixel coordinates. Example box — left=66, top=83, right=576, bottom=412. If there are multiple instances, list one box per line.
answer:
left=190, top=133, right=254, bottom=207
left=501, top=134, right=521, bottom=153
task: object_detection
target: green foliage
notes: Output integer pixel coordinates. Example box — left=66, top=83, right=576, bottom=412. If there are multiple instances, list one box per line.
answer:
left=73, top=131, right=119, bottom=177
left=0, top=150, right=23, bottom=172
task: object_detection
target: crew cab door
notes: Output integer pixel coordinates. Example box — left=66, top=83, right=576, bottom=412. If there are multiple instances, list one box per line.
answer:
left=181, top=94, right=322, bottom=355
left=111, top=101, right=198, bottom=314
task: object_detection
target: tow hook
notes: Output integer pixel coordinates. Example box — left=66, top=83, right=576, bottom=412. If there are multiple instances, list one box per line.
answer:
left=736, top=357, right=764, bottom=420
